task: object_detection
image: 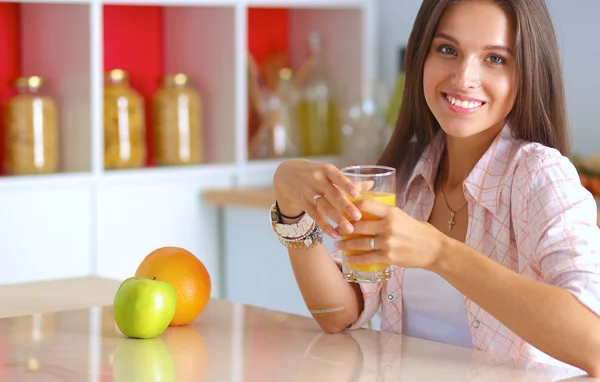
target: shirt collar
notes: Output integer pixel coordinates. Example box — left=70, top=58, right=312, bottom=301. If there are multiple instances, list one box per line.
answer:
left=402, top=124, right=517, bottom=213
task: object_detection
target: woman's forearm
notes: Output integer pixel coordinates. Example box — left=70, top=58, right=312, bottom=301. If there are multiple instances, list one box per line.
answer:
left=277, top=200, right=363, bottom=334
left=288, top=243, right=364, bottom=334
left=432, top=238, right=600, bottom=376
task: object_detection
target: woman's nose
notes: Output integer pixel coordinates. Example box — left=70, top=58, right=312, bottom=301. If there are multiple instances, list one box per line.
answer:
left=452, top=56, right=481, bottom=89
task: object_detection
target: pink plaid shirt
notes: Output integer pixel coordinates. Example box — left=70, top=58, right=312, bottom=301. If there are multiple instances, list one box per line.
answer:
left=333, top=125, right=600, bottom=375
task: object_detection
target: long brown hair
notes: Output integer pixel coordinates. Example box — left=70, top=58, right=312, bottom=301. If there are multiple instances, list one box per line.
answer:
left=378, top=0, right=569, bottom=184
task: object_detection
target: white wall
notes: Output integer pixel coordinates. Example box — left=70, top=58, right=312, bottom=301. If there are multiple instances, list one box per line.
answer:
left=377, top=0, right=600, bottom=156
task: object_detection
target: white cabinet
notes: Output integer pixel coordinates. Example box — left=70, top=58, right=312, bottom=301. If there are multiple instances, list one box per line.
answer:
left=0, top=176, right=92, bottom=284
left=222, top=207, right=338, bottom=316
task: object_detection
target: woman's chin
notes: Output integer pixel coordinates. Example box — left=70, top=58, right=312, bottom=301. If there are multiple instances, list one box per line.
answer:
left=438, top=123, right=480, bottom=139
left=438, top=120, right=506, bottom=142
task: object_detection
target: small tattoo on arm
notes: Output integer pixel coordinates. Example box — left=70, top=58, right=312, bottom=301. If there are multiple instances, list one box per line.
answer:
left=309, top=306, right=345, bottom=315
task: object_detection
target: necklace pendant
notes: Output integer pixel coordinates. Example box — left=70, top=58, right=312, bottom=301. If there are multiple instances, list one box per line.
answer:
left=448, top=212, right=456, bottom=231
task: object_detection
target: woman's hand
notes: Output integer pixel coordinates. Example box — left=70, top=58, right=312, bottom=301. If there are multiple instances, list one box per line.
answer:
left=334, top=198, right=447, bottom=271
left=272, top=159, right=363, bottom=238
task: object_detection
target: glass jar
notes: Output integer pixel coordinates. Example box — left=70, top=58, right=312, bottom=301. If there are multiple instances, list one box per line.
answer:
left=104, top=69, right=146, bottom=169
left=296, top=32, right=341, bottom=157
left=4, top=76, right=59, bottom=175
left=151, top=73, right=202, bottom=166
left=339, top=83, right=390, bottom=168
left=248, top=68, right=300, bottom=159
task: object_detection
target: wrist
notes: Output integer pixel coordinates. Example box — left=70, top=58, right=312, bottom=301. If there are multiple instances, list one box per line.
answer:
left=428, top=231, right=452, bottom=274
left=276, top=200, right=304, bottom=222
left=269, top=202, right=323, bottom=249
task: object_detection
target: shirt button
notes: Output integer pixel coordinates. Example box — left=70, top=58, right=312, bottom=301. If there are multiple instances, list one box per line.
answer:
left=472, top=319, right=480, bottom=329
left=387, top=293, right=395, bottom=302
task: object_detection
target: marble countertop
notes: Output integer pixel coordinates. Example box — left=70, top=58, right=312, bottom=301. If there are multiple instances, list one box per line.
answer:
left=0, top=294, right=596, bottom=381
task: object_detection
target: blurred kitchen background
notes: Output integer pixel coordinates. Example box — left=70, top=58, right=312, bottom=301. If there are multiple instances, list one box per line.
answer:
left=0, top=0, right=598, bottom=320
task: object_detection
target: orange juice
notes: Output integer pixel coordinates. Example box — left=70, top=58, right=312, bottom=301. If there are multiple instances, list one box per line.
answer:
left=343, top=191, right=396, bottom=273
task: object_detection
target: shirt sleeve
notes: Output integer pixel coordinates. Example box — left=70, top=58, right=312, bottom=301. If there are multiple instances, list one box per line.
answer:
left=514, top=152, right=600, bottom=317
left=330, top=248, right=382, bottom=329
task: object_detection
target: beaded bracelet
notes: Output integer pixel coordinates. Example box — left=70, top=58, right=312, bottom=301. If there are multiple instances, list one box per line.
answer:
left=270, top=203, right=323, bottom=249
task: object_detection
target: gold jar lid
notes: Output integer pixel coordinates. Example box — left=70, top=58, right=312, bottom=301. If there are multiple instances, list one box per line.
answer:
left=279, top=68, right=293, bottom=81
left=13, top=76, right=44, bottom=90
left=105, top=69, right=129, bottom=84
left=162, top=73, right=191, bottom=87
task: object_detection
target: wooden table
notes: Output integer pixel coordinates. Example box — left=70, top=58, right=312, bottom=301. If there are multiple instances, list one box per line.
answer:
left=204, top=187, right=274, bottom=210
left=0, top=278, right=595, bottom=381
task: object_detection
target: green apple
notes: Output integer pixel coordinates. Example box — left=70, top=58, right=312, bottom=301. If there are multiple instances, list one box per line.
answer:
left=113, top=276, right=177, bottom=339
left=112, top=337, right=176, bottom=382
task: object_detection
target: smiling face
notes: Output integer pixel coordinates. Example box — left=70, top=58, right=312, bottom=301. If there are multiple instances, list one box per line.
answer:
left=423, top=0, right=517, bottom=140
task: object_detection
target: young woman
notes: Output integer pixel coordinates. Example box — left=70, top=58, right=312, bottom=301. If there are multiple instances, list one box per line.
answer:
left=270, top=0, right=600, bottom=376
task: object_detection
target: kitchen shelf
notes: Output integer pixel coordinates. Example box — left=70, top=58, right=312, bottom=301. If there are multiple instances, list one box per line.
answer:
left=0, top=171, right=92, bottom=190
left=0, top=0, right=376, bottom=287
left=0, top=2, right=92, bottom=175
left=99, top=163, right=236, bottom=185
left=102, top=4, right=236, bottom=169
left=0, top=0, right=373, bottom=179
left=246, top=5, right=364, bottom=162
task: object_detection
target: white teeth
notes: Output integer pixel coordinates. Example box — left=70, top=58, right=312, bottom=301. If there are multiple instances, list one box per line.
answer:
left=445, top=94, right=482, bottom=109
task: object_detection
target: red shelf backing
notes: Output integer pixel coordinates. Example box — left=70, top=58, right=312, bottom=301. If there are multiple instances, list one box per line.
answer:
left=248, top=8, right=289, bottom=71
left=103, top=5, right=163, bottom=167
left=0, top=3, right=21, bottom=175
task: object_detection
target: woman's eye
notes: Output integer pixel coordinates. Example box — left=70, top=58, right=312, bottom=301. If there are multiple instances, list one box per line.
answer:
left=437, top=45, right=457, bottom=55
left=487, top=55, right=505, bottom=65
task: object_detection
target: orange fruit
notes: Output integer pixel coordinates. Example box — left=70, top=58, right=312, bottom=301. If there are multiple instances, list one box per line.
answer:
left=135, top=246, right=211, bottom=326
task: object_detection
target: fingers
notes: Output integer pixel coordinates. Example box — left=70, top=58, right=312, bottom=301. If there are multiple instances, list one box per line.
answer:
left=356, top=180, right=375, bottom=192
left=335, top=235, right=390, bottom=266
left=322, top=165, right=362, bottom=221
left=324, top=164, right=361, bottom=199
left=300, top=162, right=381, bottom=238
left=350, top=219, right=382, bottom=236
left=304, top=197, right=338, bottom=238
left=335, top=235, right=377, bottom=252
left=322, top=181, right=361, bottom=223
left=353, top=199, right=397, bottom=219
left=310, top=195, right=354, bottom=237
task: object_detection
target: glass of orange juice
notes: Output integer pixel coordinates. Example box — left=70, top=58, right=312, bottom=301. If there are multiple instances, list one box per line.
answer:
left=340, top=165, right=396, bottom=283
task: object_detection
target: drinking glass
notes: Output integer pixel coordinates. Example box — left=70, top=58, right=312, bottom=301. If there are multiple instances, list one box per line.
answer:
left=340, top=165, right=396, bottom=283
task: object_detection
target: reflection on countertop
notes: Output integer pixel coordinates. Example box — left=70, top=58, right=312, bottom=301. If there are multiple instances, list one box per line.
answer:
left=0, top=298, right=594, bottom=382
